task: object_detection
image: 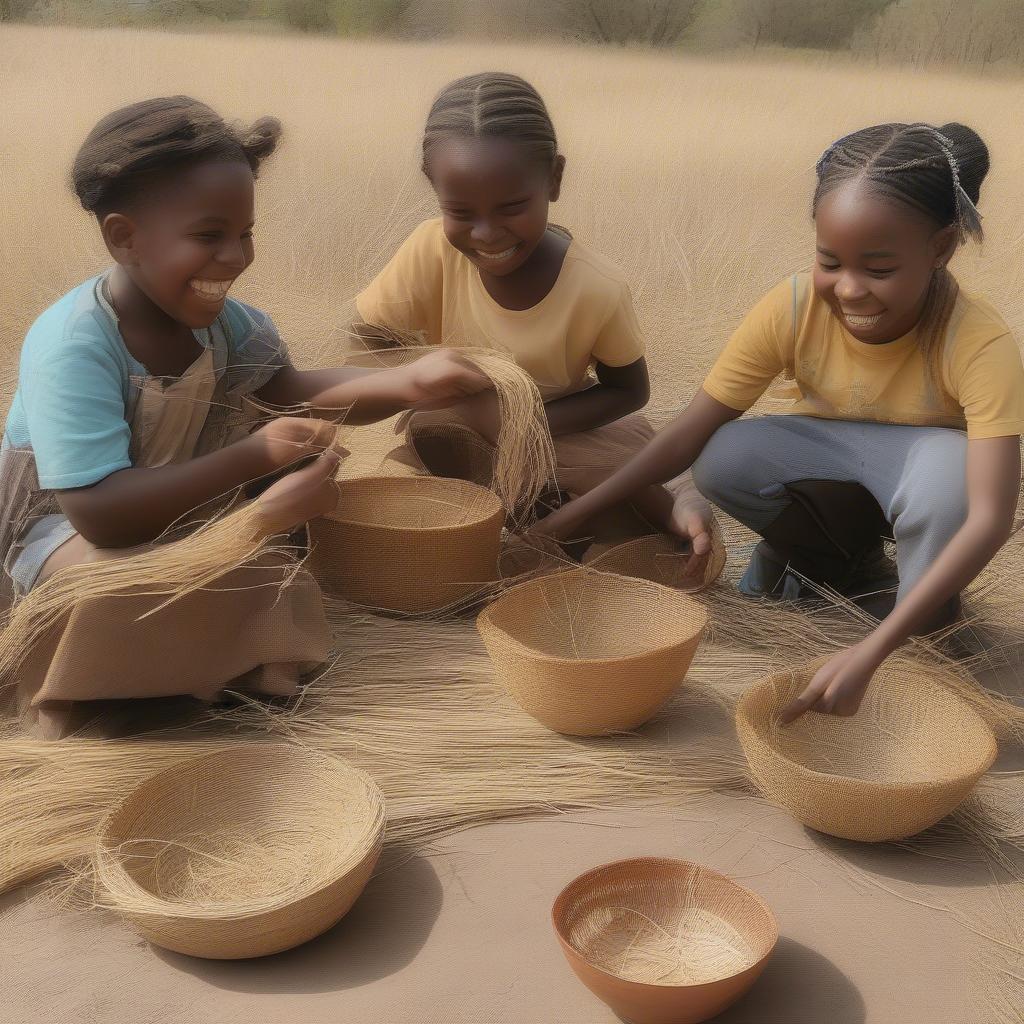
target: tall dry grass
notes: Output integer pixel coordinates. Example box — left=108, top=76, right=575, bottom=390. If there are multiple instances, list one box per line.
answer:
left=3, top=23, right=1024, bottom=424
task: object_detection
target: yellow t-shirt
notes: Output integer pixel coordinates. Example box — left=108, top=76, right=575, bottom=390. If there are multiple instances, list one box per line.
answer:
left=702, top=273, right=1024, bottom=439
left=356, top=219, right=645, bottom=399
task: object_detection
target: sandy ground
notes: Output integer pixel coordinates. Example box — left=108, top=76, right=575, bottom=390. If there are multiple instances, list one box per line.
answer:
left=1, top=790, right=990, bottom=1024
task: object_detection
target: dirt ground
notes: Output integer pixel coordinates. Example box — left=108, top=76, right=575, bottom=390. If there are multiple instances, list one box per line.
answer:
left=1, top=779, right=996, bottom=1023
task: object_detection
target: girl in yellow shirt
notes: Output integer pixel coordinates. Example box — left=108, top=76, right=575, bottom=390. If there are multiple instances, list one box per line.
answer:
left=356, top=72, right=710, bottom=562
left=537, top=122, right=1024, bottom=720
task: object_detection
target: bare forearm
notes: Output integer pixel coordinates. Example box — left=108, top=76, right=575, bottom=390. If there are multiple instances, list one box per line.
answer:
left=870, top=515, right=1013, bottom=653
left=552, top=391, right=737, bottom=531
left=257, top=365, right=417, bottom=424
left=544, top=385, right=645, bottom=437
left=58, top=436, right=273, bottom=547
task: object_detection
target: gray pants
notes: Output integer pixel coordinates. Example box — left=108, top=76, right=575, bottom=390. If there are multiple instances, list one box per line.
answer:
left=691, top=416, right=968, bottom=603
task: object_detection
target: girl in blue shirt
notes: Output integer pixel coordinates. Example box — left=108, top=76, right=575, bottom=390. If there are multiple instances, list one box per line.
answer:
left=2, top=96, right=490, bottom=735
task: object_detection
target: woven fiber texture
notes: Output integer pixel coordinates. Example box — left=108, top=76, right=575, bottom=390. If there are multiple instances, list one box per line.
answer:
left=95, top=743, right=385, bottom=960
left=308, top=476, right=504, bottom=613
left=736, top=660, right=998, bottom=842
left=583, top=525, right=728, bottom=594
left=552, top=857, right=777, bottom=1024
left=477, top=568, right=707, bottom=736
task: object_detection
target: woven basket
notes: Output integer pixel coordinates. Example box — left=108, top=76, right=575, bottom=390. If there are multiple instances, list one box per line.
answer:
left=477, top=568, right=707, bottom=736
left=95, top=743, right=385, bottom=959
left=583, top=526, right=727, bottom=593
left=736, top=661, right=997, bottom=842
left=552, top=857, right=777, bottom=1024
left=309, top=476, right=504, bottom=613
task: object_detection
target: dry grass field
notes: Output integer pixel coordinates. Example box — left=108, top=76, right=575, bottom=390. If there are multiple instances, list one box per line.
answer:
left=3, top=22, right=1024, bottom=425
left=3, top=28, right=1024, bottom=1024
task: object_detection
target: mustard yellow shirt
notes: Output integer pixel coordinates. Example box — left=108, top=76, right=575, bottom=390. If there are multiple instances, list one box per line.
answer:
left=356, top=219, right=645, bottom=399
left=702, top=274, right=1024, bottom=439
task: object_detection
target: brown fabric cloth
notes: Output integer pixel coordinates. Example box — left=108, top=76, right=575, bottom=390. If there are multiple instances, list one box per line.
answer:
left=16, top=555, right=331, bottom=739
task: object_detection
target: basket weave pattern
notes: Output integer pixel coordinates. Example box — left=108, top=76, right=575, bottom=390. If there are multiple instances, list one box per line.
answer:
left=478, top=569, right=707, bottom=736
left=96, top=744, right=385, bottom=959
left=309, top=476, right=504, bottom=613
left=736, top=662, right=997, bottom=842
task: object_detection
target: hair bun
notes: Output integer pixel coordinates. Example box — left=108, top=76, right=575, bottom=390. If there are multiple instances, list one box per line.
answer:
left=240, top=116, right=283, bottom=168
left=939, top=122, right=989, bottom=206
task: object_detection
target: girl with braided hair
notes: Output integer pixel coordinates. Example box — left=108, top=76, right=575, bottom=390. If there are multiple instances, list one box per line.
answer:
left=1, top=96, right=491, bottom=735
left=356, top=72, right=712, bottom=568
left=537, top=121, right=1024, bottom=720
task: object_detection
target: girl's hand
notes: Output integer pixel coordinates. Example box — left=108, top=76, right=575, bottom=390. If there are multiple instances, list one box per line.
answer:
left=254, top=449, right=341, bottom=537
left=779, top=640, right=886, bottom=723
left=528, top=497, right=589, bottom=542
left=252, top=417, right=338, bottom=470
left=667, top=499, right=714, bottom=588
left=402, top=350, right=492, bottom=407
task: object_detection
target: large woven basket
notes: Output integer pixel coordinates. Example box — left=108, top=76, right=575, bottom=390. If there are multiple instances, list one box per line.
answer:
left=736, top=661, right=997, bottom=842
left=552, top=857, right=777, bottom=1024
left=309, top=476, right=504, bottom=613
left=95, top=744, right=385, bottom=959
left=584, top=527, right=727, bottom=593
left=477, top=568, right=707, bottom=736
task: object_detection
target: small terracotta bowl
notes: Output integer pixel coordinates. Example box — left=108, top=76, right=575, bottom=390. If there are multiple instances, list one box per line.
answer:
left=552, top=857, right=777, bottom=1024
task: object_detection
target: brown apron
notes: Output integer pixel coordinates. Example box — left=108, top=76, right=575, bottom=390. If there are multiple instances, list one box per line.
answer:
left=2, top=318, right=331, bottom=738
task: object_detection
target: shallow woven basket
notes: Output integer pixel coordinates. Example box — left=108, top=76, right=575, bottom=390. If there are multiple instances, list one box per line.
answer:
left=309, top=476, right=504, bottom=613
left=736, top=660, right=997, bottom=842
left=477, top=568, right=707, bottom=736
left=552, top=857, right=777, bottom=1024
left=95, top=743, right=385, bottom=959
left=583, top=527, right=727, bottom=593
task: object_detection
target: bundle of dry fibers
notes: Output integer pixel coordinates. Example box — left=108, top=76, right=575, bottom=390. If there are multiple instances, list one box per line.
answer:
left=338, top=342, right=557, bottom=524
left=434, top=348, right=558, bottom=524
left=94, top=743, right=385, bottom=959
left=736, top=657, right=998, bottom=842
left=0, top=600, right=747, bottom=896
left=478, top=567, right=708, bottom=735
left=6, top=570, right=1024, bottom=896
left=0, top=502, right=283, bottom=689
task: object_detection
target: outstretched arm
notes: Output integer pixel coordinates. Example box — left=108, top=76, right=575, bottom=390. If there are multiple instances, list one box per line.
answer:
left=532, top=388, right=741, bottom=540
left=782, top=435, right=1021, bottom=721
left=254, top=349, right=490, bottom=425
left=58, top=352, right=493, bottom=549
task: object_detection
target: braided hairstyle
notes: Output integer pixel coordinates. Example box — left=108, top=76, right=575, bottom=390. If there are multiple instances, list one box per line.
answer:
left=72, top=96, right=282, bottom=217
left=812, top=122, right=990, bottom=383
left=421, top=72, right=560, bottom=176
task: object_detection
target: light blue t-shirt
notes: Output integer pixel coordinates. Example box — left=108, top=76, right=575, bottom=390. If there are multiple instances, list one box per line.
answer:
left=3, top=275, right=289, bottom=490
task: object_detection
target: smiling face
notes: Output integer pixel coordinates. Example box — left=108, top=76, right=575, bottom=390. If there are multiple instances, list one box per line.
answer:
left=813, top=180, right=957, bottom=344
left=103, top=159, right=256, bottom=329
left=426, top=136, right=562, bottom=278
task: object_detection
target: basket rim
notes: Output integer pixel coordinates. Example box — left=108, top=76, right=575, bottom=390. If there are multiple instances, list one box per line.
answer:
left=735, top=666, right=998, bottom=792
left=94, top=742, right=386, bottom=921
left=478, top=568, right=708, bottom=667
left=322, top=475, right=504, bottom=534
left=551, top=856, right=778, bottom=990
